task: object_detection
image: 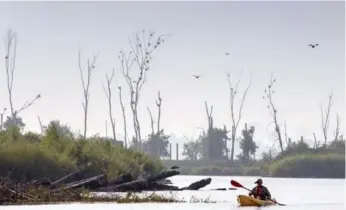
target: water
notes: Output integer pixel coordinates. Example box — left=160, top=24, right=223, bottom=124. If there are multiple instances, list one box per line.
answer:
left=3, top=176, right=345, bottom=210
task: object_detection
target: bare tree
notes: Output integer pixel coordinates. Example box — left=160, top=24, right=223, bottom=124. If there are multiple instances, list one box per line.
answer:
left=227, top=70, right=252, bottom=162
left=263, top=74, right=284, bottom=153
left=204, top=101, right=214, bottom=160
left=147, top=107, right=155, bottom=135
left=4, top=29, right=41, bottom=125
left=333, top=114, right=340, bottom=142
left=103, top=68, right=116, bottom=141
left=37, top=116, right=44, bottom=134
left=313, top=132, right=320, bottom=149
left=320, top=92, right=333, bottom=146
left=147, top=91, right=162, bottom=135
left=78, top=51, right=98, bottom=139
left=118, top=86, right=128, bottom=148
left=5, top=29, right=16, bottom=118
left=118, top=30, right=170, bottom=150
left=156, top=91, right=162, bottom=133
left=0, top=108, right=6, bottom=130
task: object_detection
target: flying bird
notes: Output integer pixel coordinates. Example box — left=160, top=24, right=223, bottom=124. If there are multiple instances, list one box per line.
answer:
left=225, top=52, right=230, bottom=56
left=308, top=44, right=319, bottom=48
left=192, top=75, right=201, bottom=79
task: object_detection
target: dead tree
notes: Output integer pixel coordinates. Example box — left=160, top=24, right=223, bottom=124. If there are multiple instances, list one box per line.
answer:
left=320, top=92, right=333, bottom=146
left=204, top=101, right=214, bottom=160
left=4, top=29, right=41, bottom=125
left=147, top=91, right=162, bottom=135
left=37, top=116, right=44, bottom=134
left=103, top=68, right=116, bottom=141
left=4, top=29, right=16, bottom=119
left=78, top=51, right=98, bottom=139
left=333, top=114, right=340, bottom=142
left=156, top=91, right=162, bottom=133
left=118, top=86, right=128, bottom=148
left=118, top=30, right=170, bottom=151
left=263, top=74, right=284, bottom=153
left=0, top=108, right=6, bottom=130
left=313, top=132, right=320, bottom=149
left=147, top=107, right=155, bottom=135
left=227, top=70, right=252, bottom=162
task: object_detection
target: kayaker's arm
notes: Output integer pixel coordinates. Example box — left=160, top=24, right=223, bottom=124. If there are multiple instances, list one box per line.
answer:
left=248, top=187, right=256, bottom=196
left=264, top=187, right=272, bottom=199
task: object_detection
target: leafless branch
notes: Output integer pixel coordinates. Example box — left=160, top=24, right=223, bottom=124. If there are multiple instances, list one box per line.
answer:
left=118, top=30, right=170, bottom=151
left=284, top=120, right=288, bottom=146
left=4, top=30, right=41, bottom=124
left=156, top=91, right=162, bottom=133
left=263, top=74, right=284, bottom=153
left=147, top=107, right=154, bottom=135
left=227, top=70, right=252, bottom=161
left=37, top=116, right=44, bottom=134
left=78, top=50, right=98, bottom=139
left=16, top=94, right=41, bottom=115
left=118, top=86, right=128, bottom=148
left=320, top=91, right=333, bottom=146
left=4, top=29, right=16, bottom=118
left=313, top=132, right=320, bottom=149
left=103, top=68, right=116, bottom=141
left=204, top=101, right=214, bottom=160
left=0, top=108, right=7, bottom=130
left=333, top=113, right=340, bottom=142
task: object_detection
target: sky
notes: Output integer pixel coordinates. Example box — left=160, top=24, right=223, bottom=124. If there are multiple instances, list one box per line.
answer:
left=0, top=1, right=344, bottom=156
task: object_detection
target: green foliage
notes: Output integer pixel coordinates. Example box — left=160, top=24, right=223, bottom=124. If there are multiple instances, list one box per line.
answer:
left=181, top=126, right=230, bottom=161
left=237, top=124, right=258, bottom=162
left=270, top=153, right=345, bottom=178
left=182, top=140, right=202, bottom=160
left=0, top=121, right=163, bottom=182
left=143, top=129, right=170, bottom=158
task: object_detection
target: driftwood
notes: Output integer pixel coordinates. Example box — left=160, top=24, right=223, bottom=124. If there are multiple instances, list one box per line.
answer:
left=106, top=179, right=149, bottom=192
left=106, top=173, right=132, bottom=186
left=180, top=178, right=212, bottom=190
left=61, top=174, right=107, bottom=191
left=50, top=164, right=91, bottom=188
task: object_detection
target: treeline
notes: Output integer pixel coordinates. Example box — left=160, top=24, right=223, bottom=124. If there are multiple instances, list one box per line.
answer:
left=167, top=137, right=345, bottom=178
left=0, top=121, right=162, bottom=183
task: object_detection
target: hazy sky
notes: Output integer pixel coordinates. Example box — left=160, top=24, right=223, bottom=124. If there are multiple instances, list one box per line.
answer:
left=0, top=1, right=344, bottom=150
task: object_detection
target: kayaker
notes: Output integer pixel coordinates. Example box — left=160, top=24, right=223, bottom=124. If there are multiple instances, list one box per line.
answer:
left=248, top=178, right=272, bottom=200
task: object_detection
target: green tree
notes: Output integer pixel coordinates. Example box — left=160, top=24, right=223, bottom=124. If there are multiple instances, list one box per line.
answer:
left=182, top=139, right=202, bottom=160
left=238, top=123, right=258, bottom=162
left=143, top=129, right=170, bottom=159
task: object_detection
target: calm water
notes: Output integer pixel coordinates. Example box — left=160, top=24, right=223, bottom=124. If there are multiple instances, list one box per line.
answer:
left=3, top=176, right=345, bottom=210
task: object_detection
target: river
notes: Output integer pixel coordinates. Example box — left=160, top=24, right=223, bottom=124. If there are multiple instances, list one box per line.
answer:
left=2, top=175, right=345, bottom=210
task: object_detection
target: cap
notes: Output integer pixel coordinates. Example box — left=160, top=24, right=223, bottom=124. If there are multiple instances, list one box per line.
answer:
left=255, top=178, right=263, bottom=184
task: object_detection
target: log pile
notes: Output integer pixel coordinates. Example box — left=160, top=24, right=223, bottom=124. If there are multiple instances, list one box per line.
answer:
left=0, top=165, right=223, bottom=204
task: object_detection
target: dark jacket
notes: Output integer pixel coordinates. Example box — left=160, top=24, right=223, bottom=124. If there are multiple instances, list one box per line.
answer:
left=249, top=186, right=271, bottom=200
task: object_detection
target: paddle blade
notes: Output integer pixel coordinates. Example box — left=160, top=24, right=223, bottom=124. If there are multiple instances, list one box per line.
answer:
left=230, top=180, right=244, bottom=188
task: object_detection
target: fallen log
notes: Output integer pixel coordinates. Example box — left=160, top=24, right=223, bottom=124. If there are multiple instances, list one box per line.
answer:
left=143, top=182, right=180, bottom=191
left=146, top=170, right=180, bottom=182
left=102, top=179, right=149, bottom=192
left=30, top=178, right=51, bottom=187
left=50, top=163, right=91, bottom=188
left=59, top=174, right=107, bottom=191
left=106, top=173, right=132, bottom=186
left=180, top=178, right=212, bottom=190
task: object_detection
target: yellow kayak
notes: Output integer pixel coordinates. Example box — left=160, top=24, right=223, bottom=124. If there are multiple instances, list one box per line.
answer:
left=237, top=195, right=277, bottom=207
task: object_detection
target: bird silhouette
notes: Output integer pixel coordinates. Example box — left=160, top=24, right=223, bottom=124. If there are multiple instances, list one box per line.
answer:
left=192, top=75, right=201, bottom=79
left=308, top=44, right=319, bottom=48
left=225, top=52, right=230, bottom=56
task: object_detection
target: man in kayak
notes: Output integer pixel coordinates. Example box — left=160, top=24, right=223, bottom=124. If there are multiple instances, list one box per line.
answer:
left=249, top=178, right=272, bottom=200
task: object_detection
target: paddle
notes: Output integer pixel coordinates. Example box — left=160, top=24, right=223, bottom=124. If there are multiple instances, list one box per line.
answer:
left=230, top=180, right=286, bottom=206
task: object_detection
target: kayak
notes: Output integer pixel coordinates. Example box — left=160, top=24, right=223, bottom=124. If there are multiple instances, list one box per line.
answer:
left=237, top=195, right=277, bottom=207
